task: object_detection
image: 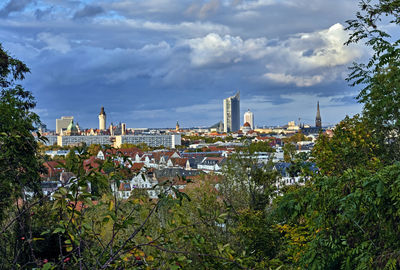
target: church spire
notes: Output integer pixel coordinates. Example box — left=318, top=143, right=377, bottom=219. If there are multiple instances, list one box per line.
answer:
left=315, top=101, right=322, bottom=128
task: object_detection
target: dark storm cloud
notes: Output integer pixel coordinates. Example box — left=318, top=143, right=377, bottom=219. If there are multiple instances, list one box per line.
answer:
left=73, top=5, right=104, bottom=20
left=0, top=0, right=33, bottom=17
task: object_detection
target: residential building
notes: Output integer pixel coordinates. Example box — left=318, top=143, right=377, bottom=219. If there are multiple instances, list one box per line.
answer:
left=197, top=157, right=226, bottom=172
left=223, top=91, right=240, bottom=132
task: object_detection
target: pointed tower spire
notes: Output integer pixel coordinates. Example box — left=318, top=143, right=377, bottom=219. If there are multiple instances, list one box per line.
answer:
left=315, top=101, right=322, bottom=128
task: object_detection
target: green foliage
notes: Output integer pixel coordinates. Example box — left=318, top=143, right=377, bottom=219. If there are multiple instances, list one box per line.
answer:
left=276, top=163, right=400, bottom=269
left=87, top=143, right=102, bottom=156
left=5, top=3, right=400, bottom=268
left=346, top=0, right=400, bottom=162
left=0, top=43, right=49, bottom=268
left=221, top=149, right=279, bottom=211
left=312, top=115, right=381, bottom=176
left=248, top=141, right=275, bottom=154
left=283, top=143, right=296, bottom=163
left=0, top=44, right=43, bottom=223
left=283, top=132, right=312, bottom=144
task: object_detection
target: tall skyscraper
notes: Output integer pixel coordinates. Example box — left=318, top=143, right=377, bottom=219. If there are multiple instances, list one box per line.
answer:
left=99, top=107, right=106, bottom=131
left=223, top=91, right=240, bottom=132
left=56, top=116, right=74, bottom=134
left=315, top=101, right=322, bottom=128
left=244, top=109, right=254, bottom=130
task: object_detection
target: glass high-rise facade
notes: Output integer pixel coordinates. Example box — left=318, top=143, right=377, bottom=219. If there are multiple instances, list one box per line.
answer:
left=223, top=92, right=240, bottom=132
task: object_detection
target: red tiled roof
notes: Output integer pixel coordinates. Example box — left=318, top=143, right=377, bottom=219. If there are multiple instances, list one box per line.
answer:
left=204, top=157, right=224, bottom=161
left=83, top=157, right=103, bottom=173
left=131, top=163, right=145, bottom=171
left=104, top=148, right=143, bottom=158
left=42, top=161, right=65, bottom=178
left=170, top=158, right=188, bottom=167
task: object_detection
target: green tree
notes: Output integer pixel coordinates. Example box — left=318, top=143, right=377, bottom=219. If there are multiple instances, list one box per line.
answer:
left=219, top=148, right=283, bottom=267
left=283, top=132, right=312, bottom=144
left=0, top=45, right=43, bottom=221
left=312, top=114, right=380, bottom=176
left=346, top=0, right=400, bottom=162
left=87, top=143, right=102, bottom=156
left=276, top=162, right=400, bottom=269
left=248, top=141, right=275, bottom=153
left=283, top=143, right=296, bottom=163
left=0, top=44, right=47, bottom=267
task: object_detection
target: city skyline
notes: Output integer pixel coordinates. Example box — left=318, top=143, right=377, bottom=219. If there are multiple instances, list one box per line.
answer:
left=53, top=100, right=324, bottom=131
left=0, top=0, right=368, bottom=129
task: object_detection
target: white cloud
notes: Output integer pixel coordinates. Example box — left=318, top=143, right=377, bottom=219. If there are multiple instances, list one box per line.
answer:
left=185, top=33, right=269, bottom=66
left=264, top=73, right=324, bottom=87
left=262, top=23, right=363, bottom=86
left=37, top=32, right=71, bottom=53
left=288, top=23, right=362, bottom=69
left=185, top=23, right=363, bottom=86
left=139, top=41, right=171, bottom=55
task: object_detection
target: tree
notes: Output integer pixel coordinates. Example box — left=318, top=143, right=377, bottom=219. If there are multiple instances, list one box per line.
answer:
left=87, top=143, right=102, bottom=156
left=219, top=148, right=284, bottom=267
left=346, top=0, right=400, bottom=162
left=0, top=44, right=43, bottom=222
left=283, top=142, right=296, bottom=163
left=269, top=3, right=400, bottom=268
left=283, top=132, right=312, bottom=144
left=0, top=44, right=47, bottom=267
left=312, top=115, right=381, bottom=176
left=248, top=141, right=275, bottom=154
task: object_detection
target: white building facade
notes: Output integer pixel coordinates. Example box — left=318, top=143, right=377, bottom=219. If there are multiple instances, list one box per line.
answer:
left=114, top=134, right=181, bottom=149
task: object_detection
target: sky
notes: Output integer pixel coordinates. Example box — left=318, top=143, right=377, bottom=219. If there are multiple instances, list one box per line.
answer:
left=0, top=0, right=368, bottom=129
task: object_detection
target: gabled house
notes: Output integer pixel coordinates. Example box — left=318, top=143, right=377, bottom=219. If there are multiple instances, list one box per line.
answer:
left=197, top=157, right=226, bottom=172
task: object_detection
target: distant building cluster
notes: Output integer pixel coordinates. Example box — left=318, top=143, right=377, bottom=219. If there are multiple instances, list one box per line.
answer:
left=220, top=91, right=322, bottom=135
left=35, top=94, right=329, bottom=204
left=41, top=107, right=181, bottom=148
left=39, top=91, right=324, bottom=149
left=40, top=130, right=320, bottom=200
